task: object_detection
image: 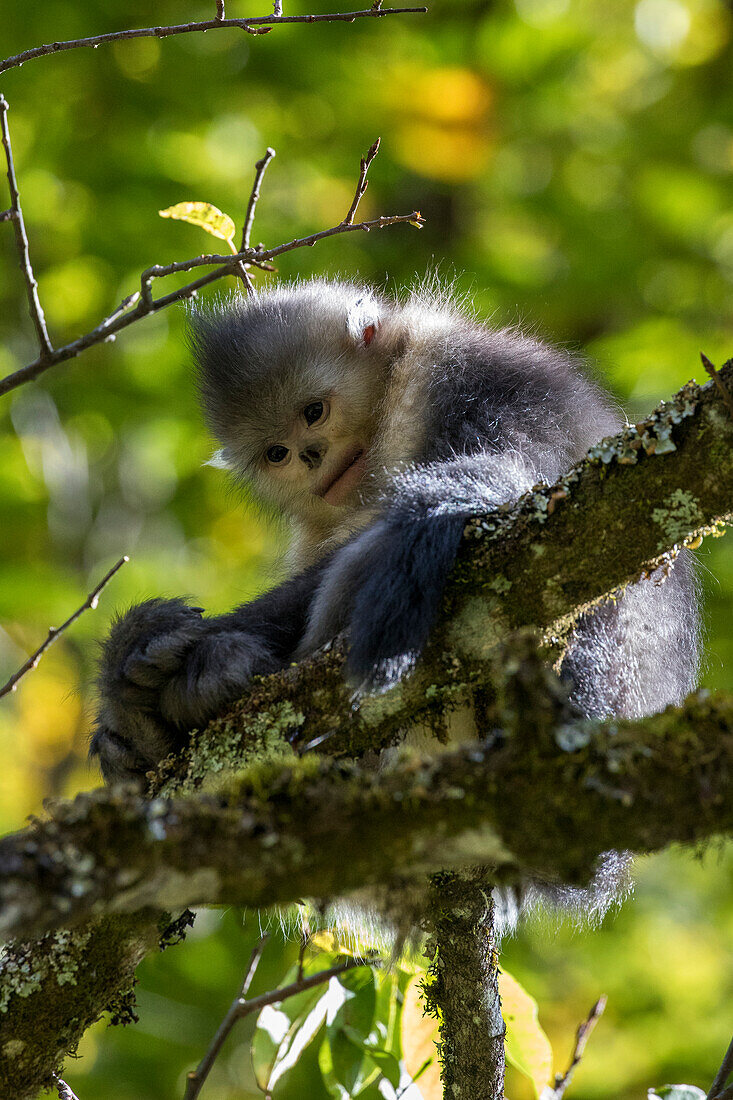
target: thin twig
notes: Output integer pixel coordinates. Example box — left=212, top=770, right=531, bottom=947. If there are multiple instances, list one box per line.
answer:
left=344, top=137, right=380, bottom=225
left=0, top=557, right=128, bottom=700
left=0, top=96, right=53, bottom=358
left=708, top=1034, right=733, bottom=1100
left=0, top=8, right=428, bottom=74
left=701, top=354, right=733, bottom=419
left=216, top=0, right=226, bottom=18
left=242, top=147, right=276, bottom=250
left=53, top=1075, right=80, bottom=1100
left=0, top=142, right=425, bottom=397
left=183, top=953, right=374, bottom=1100
left=542, top=997, right=607, bottom=1100
left=273, top=1, right=284, bottom=13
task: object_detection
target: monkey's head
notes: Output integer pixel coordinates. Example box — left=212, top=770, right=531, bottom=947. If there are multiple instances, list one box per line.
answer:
left=189, top=280, right=397, bottom=529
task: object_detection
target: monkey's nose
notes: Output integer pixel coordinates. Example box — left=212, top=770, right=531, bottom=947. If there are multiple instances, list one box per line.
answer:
left=299, top=445, right=326, bottom=470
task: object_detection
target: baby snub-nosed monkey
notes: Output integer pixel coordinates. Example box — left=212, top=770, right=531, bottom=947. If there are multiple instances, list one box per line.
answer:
left=91, top=277, right=699, bottom=922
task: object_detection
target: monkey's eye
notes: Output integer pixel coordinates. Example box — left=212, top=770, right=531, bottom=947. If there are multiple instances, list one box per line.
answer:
left=303, top=401, right=325, bottom=426
left=266, top=445, right=290, bottom=465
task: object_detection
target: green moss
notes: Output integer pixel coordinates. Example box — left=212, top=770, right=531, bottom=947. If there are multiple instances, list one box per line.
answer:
left=651, top=489, right=705, bottom=549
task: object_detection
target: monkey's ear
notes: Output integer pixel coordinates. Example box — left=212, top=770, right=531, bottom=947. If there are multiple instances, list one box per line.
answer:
left=346, top=295, right=381, bottom=348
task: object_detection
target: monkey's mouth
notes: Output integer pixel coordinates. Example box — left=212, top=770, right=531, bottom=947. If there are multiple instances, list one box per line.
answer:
left=317, top=447, right=367, bottom=506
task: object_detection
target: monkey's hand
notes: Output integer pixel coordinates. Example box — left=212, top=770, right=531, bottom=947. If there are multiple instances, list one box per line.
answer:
left=298, top=513, right=465, bottom=692
left=91, top=597, right=280, bottom=783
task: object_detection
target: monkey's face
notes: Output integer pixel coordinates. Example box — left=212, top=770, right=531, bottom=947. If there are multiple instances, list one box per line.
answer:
left=249, top=385, right=378, bottom=521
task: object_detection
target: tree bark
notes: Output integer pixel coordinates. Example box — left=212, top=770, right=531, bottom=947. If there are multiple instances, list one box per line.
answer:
left=423, top=871, right=506, bottom=1100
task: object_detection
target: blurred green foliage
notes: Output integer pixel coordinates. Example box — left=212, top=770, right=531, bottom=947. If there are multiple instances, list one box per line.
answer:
left=0, top=0, right=732, bottom=1097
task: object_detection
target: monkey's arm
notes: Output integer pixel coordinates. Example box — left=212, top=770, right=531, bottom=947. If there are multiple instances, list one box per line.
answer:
left=91, top=564, right=325, bottom=782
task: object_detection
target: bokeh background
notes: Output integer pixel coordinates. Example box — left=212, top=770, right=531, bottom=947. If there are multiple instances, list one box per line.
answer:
left=0, top=0, right=732, bottom=1097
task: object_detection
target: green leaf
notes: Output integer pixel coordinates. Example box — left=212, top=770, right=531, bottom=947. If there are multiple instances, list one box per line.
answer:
left=158, top=201, right=236, bottom=246
left=334, top=967, right=376, bottom=1037
left=499, top=969, right=553, bottom=1098
left=270, top=1021, right=333, bottom=1100
left=329, top=1027, right=367, bottom=1094
left=252, top=975, right=330, bottom=1092
left=325, top=966, right=376, bottom=1092
left=359, top=1042, right=402, bottom=1088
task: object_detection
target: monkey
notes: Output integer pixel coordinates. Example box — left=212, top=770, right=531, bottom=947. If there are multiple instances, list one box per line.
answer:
left=90, top=276, right=699, bottom=923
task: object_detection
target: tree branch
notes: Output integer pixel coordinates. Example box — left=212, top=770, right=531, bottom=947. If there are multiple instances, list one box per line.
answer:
left=183, top=949, right=373, bottom=1100
left=0, top=557, right=127, bottom=700
left=542, top=997, right=606, bottom=1100
left=0, top=129, right=425, bottom=397
left=0, top=96, right=53, bottom=359
left=2, top=668, right=732, bottom=941
left=0, top=7, right=428, bottom=75
left=423, top=871, right=506, bottom=1100
left=242, top=147, right=276, bottom=251
left=1, top=668, right=732, bottom=1092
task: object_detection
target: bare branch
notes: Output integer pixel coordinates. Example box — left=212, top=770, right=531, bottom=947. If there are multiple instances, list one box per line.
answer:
left=708, top=1035, right=733, bottom=1100
left=344, top=137, right=380, bottom=225
left=242, top=147, right=276, bottom=250
left=183, top=948, right=371, bottom=1100
left=0, top=557, right=128, bottom=700
left=0, top=143, right=424, bottom=398
left=216, top=0, right=226, bottom=18
left=273, top=0, right=284, bottom=14
left=0, top=8, right=428, bottom=75
left=542, top=997, right=607, bottom=1100
left=0, top=97, right=53, bottom=358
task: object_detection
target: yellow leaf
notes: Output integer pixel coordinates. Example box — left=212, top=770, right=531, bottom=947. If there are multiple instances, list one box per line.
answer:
left=309, top=929, right=382, bottom=958
left=499, top=969, right=553, bottom=1098
left=401, top=976, right=442, bottom=1100
left=158, top=201, right=236, bottom=246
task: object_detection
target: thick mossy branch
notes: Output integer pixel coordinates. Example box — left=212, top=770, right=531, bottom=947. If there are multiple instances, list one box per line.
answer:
left=2, top=682, right=732, bottom=1095
left=2, top=683, right=732, bottom=943
left=163, top=362, right=733, bottom=789
left=0, top=917, right=160, bottom=1096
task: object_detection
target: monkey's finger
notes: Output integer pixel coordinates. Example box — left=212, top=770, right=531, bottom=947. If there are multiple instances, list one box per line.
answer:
left=124, top=629, right=201, bottom=686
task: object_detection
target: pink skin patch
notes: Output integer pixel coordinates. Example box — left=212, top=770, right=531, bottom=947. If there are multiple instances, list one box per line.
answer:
left=318, top=447, right=368, bottom=506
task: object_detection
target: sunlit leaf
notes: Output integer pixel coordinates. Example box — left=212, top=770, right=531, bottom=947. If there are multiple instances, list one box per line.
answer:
left=158, top=201, right=236, bottom=246
left=270, top=1020, right=333, bottom=1100
left=252, top=972, right=330, bottom=1092
left=499, top=969, right=553, bottom=1098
